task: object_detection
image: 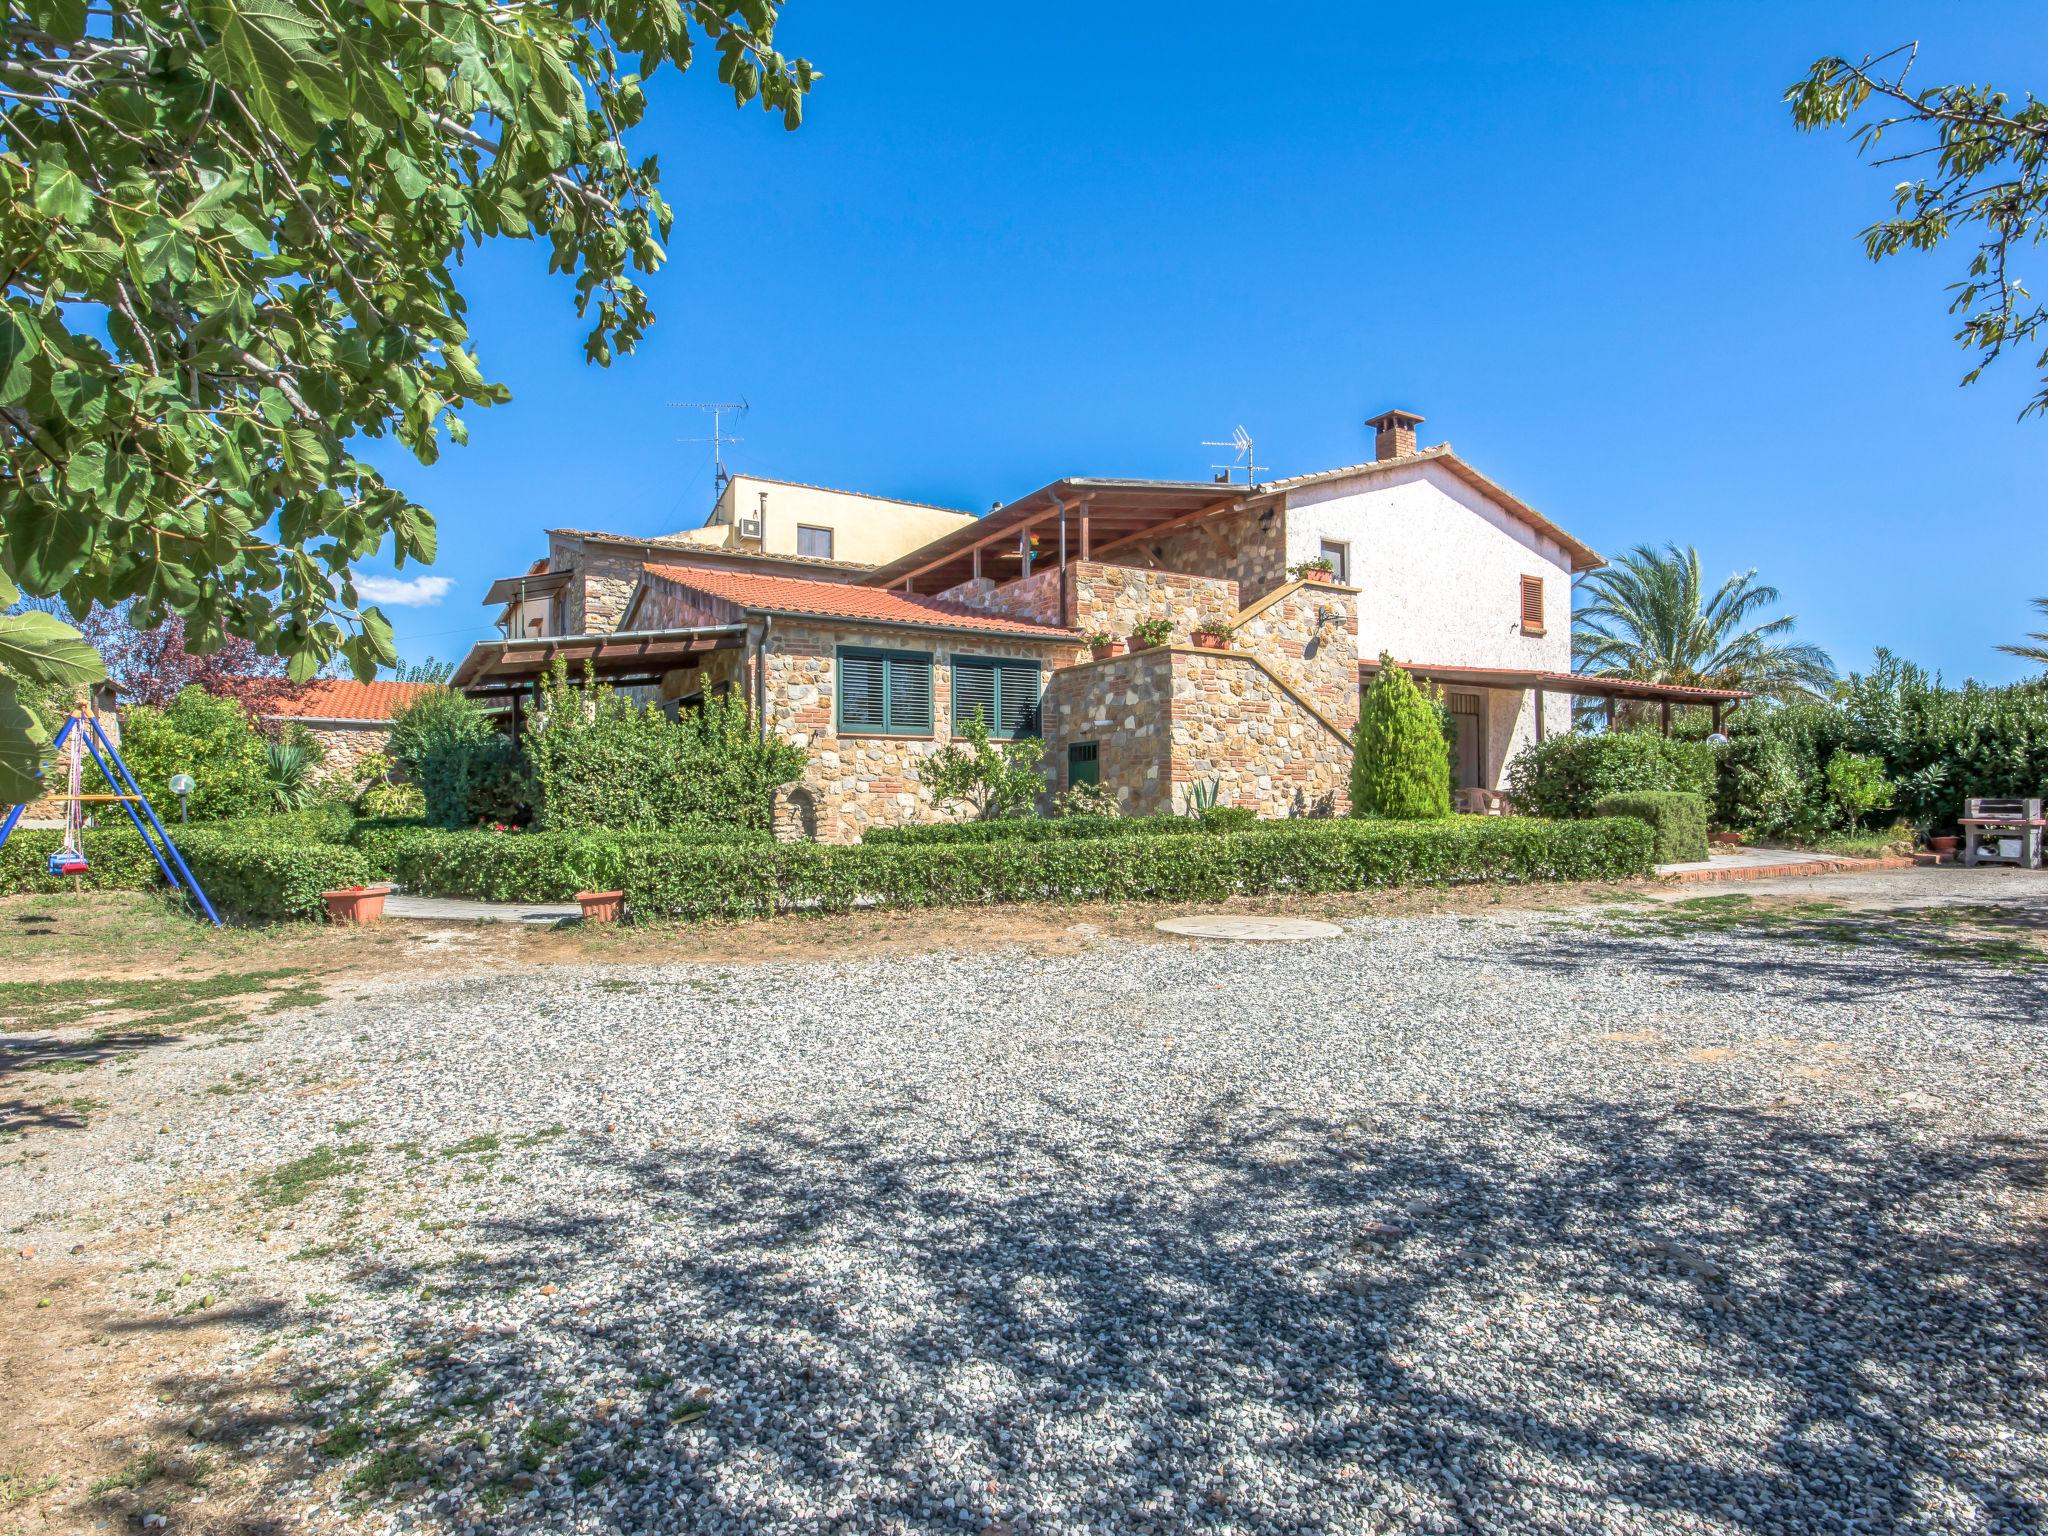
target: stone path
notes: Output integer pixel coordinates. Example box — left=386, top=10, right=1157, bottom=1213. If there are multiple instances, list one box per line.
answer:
left=381, top=893, right=581, bottom=924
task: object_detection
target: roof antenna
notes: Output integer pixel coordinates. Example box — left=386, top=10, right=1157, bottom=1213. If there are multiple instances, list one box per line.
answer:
left=1201, top=424, right=1266, bottom=487
left=672, top=399, right=749, bottom=497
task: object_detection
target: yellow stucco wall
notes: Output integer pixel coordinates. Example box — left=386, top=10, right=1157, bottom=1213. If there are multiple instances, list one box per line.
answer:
left=676, top=475, right=977, bottom=567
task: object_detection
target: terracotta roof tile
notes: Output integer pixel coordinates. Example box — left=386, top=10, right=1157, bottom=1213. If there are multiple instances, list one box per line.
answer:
left=267, top=680, right=440, bottom=721
left=641, top=563, right=1078, bottom=639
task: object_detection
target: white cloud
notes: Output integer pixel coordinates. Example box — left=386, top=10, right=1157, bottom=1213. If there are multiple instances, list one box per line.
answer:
left=356, top=575, right=454, bottom=608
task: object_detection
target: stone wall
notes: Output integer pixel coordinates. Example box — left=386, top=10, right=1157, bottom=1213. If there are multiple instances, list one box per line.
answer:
left=936, top=568, right=1066, bottom=628
left=1230, top=579, right=1361, bottom=731
left=1038, top=645, right=1352, bottom=820
left=1039, top=648, right=1175, bottom=815
left=1125, top=505, right=1288, bottom=607
left=1168, top=652, right=1351, bottom=818
left=757, top=620, right=1075, bottom=843
left=548, top=535, right=643, bottom=637
left=1065, top=562, right=1237, bottom=645
left=293, top=722, right=391, bottom=783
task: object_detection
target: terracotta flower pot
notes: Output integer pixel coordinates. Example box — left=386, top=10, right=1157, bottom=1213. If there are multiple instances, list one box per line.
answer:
left=1192, top=632, right=1229, bottom=650
left=1127, top=635, right=1157, bottom=652
left=1299, top=568, right=1333, bottom=584
left=1927, top=835, right=1960, bottom=856
left=1709, top=830, right=1744, bottom=847
left=322, top=885, right=390, bottom=925
left=1090, top=640, right=1125, bottom=660
left=577, top=890, right=625, bottom=923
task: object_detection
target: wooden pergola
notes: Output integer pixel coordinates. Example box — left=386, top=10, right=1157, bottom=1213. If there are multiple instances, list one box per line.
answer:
left=861, top=478, right=1265, bottom=596
left=450, top=626, right=746, bottom=736
left=1356, top=661, right=1750, bottom=737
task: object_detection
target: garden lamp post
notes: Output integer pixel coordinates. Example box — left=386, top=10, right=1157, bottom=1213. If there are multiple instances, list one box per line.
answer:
left=169, top=773, right=195, bottom=822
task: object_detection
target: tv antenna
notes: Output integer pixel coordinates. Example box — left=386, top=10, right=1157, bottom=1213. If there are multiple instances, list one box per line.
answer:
left=1202, top=425, right=1266, bottom=486
left=672, top=399, right=749, bottom=495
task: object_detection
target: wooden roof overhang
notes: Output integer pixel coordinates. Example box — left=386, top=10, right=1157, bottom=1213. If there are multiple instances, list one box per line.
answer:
left=480, top=569, right=573, bottom=607
left=862, top=479, right=1268, bottom=596
left=1357, top=659, right=1750, bottom=705
left=452, top=626, right=746, bottom=695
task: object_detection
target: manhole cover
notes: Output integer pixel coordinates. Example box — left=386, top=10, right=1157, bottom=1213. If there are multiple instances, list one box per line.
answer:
left=1154, top=915, right=1345, bottom=942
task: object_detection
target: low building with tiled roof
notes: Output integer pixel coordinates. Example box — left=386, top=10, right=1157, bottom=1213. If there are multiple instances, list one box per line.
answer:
left=265, top=679, right=439, bottom=782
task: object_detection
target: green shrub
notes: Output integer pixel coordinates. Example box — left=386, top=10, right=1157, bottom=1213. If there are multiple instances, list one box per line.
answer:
left=0, top=825, right=174, bottom=895
left=1196, top=805, right=1258, bottom=833
left=917, top=712, right=1045, bottom=820
left=864, top=814, right=1208, bottom=846
left=1054, top=780, right=1119, bottom=817
left=1715, top=702, right=1898, bottom=841
left=117, top=687, right=271, bottom=820
left=347, top=824, right=772, bottom=900
left=1352, top=658, right=1452, bottom=820
left=1506, top=730, right=1718, bottom=819
left=524, top=667, right=803, bottom=833
left=385, top=688, right=523, bottom=828
left=175, top=827, right=374, bottom=921
left=622, top=816, right=1657, bottom=921
left=1592, top=791, right=1710, bottom=864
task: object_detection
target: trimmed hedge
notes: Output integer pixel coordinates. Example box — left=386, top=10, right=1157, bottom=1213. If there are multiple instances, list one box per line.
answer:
left=0, top=820, right=369, bottom=920
left=175, top=828, right=374, bottom=921
left=1, top=825, right=174, bottom=896
left=1592, top=791, right=1710, bottom=865
left=620, top=815, right=1658, bottom=921
left=351, top=824, right=773, bottom=901
left=865, top=814, right=1209, bottom=846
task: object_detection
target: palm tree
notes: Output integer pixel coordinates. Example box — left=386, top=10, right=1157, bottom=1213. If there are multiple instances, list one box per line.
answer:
left=1573, top=544, right=1835, bottom=711
left=1997, top=599, right=2048, bottom=667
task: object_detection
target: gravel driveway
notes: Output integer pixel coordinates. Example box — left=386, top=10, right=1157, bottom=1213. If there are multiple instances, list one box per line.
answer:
left=7, top=871, right=2048, bottom=1534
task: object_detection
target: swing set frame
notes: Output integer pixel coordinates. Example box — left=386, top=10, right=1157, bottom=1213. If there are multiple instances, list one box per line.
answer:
left=0, top=704, right=221, bottom=927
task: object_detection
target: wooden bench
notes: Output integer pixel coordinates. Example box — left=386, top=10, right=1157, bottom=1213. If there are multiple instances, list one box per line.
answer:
left=1961, top=797, right=2045, bottom=869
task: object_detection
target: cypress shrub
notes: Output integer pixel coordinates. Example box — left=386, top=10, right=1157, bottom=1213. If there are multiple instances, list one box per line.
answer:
left=1592, top=791, right=1710, bottom=864
left=1352, top=657, right=1452, bottom=819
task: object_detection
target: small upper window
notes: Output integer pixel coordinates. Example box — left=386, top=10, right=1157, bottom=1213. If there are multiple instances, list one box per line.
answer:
left=1519, top=575, right=1546, bottom=635
left=797, top=525, right=834, bottom=560
left=1319, top=540, right=1350, bottom=584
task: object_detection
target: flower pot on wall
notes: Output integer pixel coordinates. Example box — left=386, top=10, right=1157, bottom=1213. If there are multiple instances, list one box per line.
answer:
left=322, top=885, right=390, bottom=924
left=1191, top=632, right=1229, bottom=651
left=577, top=890, right=625, bottom=923
left=1299, top=568, right=1333, bottom=584
left=1090, top=639, right=1125, bottom=660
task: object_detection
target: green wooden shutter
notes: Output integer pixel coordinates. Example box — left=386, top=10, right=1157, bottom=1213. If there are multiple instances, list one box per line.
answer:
left=952, top=659, right=998, bottom=734
left=838, top=650, right=886, bottom=733
left=1067, top=741, right=1099, bottom=785
left=887, top=653, right=932, bottom=733
left=997, top=660, right=1042, bottom=738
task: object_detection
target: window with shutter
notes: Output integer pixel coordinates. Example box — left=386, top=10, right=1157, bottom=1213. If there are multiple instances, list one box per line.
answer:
left=1519, top=575, right=1546, bottom=635
left=836, top=647, right=932, bottom=735
left=952, top=657, right=1042, bottom=739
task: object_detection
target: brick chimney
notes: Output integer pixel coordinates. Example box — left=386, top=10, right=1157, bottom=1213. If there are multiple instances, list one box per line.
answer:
left=1366, top=408, right=1425, bottom=462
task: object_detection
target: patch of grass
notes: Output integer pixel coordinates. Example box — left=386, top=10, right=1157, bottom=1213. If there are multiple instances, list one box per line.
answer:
left=0, top=1468, right=59, bottom=1510
left=320, top=1421, right=371, bottom=1458
left=19, top=1055, right=92, bottom=1074
left=344, top=1446, right=431, bottom=1498
left=511, top=1123, right=566, bottom=1147
left=88, top=1449, right=161, bottom=1499
left=523, top=1416, right=576, bottom=1451
left=251, top=1142, right=372, bottom=1208
left=1605, top=896, right=2048, bottom=970
left=207, top=1071, right=258, bottom=1097
left=571, top=1464, right=607, bottom=1489
left=0, top=967, right=309, bottom=1036
left=443, top=1134, right=500, bottom=1157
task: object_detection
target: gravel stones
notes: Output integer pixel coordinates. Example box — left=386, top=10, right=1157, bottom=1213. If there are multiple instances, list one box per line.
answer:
left=8, top=894, right=2048, bottom=1533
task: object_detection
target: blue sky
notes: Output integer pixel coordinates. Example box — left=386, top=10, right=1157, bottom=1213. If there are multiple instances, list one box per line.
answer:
left=359, top=1, right=2048, bottom=684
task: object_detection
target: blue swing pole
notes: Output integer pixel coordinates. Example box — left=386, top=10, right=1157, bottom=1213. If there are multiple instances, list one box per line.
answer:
left=0, top=714, right=67, bottom=860
left=74, top=716, right=184, bottom=893
left=84, top=714, right=221, bottom=927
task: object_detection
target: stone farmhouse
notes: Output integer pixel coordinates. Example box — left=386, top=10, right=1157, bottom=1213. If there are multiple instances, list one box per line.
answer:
left=451, top=409, right=1742, bottom=841
left=266, top=679, right=439, bottom=781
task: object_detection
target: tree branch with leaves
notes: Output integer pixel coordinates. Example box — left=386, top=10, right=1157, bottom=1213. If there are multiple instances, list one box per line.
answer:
left=0, top=0, right=813, bottom=798
left=1788, top=42, right=2048, bottom=418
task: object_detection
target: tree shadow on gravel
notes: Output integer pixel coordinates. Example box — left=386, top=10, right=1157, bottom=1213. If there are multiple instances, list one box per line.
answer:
left=1507, top=901, right=2048, bottom=1026
left=119, top=1085, right=2048, bottom=1535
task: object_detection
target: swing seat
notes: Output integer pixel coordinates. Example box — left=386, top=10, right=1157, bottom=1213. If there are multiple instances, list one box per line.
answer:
left=48, top=851, right=88, bottom=876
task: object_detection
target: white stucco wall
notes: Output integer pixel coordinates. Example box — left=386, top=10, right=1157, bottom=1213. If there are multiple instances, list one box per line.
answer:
left=683, top=476, right=979, bottom=567
left=1284, top=461, right=1578, bottom=784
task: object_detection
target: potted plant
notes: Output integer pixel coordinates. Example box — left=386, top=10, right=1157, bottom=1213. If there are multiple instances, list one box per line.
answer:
left=563, top=839, right=626, bottom=924
left=1191, top=619, right=1234, bottom=650
left=1086, top=631, right=1124, bottom=660
left=321, top=884, right=391, bottom=924
left=1926, top=832, right=1960, bottom=858
left=1128, top=618, right=1172, bottom=652
left=1290, top=556, right=1336, bottom=584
